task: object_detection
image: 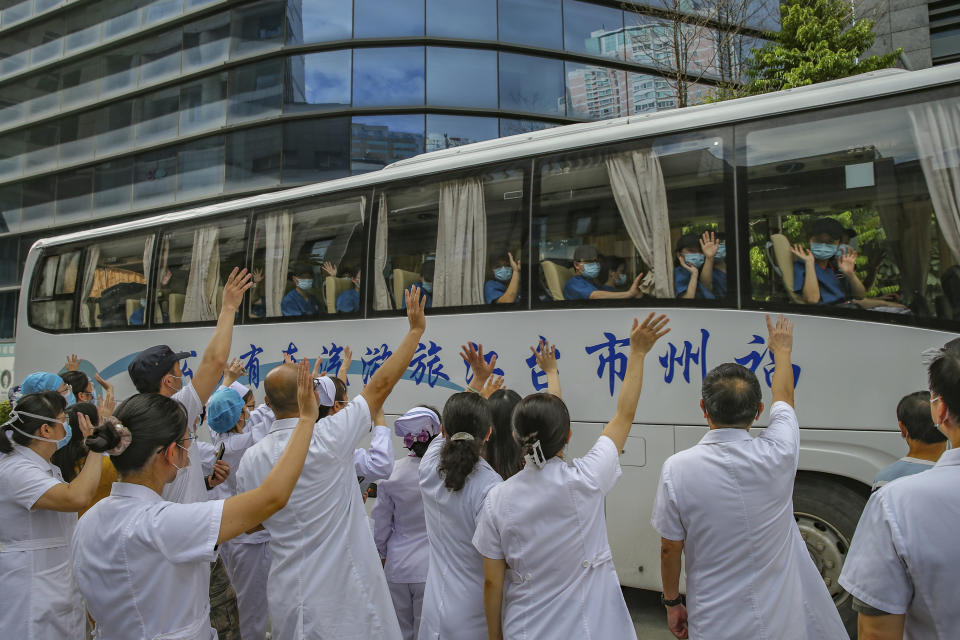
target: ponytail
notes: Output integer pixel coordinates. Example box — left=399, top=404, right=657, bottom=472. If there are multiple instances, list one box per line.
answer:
left=0, top=391, right=67, bottom=454
left=512, top=393, right=570, bottom=465
left=86, top=393, right=187, bottom=474
left=438, top=392, right=492, bottom=491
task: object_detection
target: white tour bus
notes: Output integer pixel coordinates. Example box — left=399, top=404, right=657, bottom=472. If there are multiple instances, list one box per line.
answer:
left=16, top=63, right=960, bottom=630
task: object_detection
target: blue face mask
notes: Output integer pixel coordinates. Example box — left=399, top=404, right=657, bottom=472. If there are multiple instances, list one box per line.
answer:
left=614, top=273, right=627, bottom=287
left=296, top=278, right=313, bottom=291
left=420, top=282, right=433, bottom=294
left=6, top=410, right=71, bottom=450
left=810, top=243, right=839, bottom=261
left=581, top=262, right=601, bottom=279
left=715, top=244, right=726, bottom=261
left=493, top=266, right=513, bottom=282
left=63, top=391, right=76, bottom=407
left=683, top=253, right=705, bottom=269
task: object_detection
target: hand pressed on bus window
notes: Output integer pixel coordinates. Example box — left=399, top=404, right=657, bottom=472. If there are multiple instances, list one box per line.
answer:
left=837, top=248, right=858, bottom=276
left=508, top=252, right=521, bottom=273
left=321, top=262, right=338, bottom=278
left=700, top=231, right=719, bottom=260
left=627, top=274, right=646, bottom=298
left=459, top=342, right=497, bottom=390
left=65, top=354, right=80, bottom=371
left=251, top=268, right=264, bottom=284
left=221, top=267, right=254, bottom=312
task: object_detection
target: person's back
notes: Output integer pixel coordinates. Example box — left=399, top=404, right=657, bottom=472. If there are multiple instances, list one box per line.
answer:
left=872, top=457, right=935, bottom=491
left=376, top=455, right=429, bottom=581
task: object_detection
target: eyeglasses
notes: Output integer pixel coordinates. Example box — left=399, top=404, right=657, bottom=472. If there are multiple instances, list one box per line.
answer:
left=177, top=434, right=197, bottom=445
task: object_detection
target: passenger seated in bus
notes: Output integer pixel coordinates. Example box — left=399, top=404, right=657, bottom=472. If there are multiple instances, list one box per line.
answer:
left=281, top=265, right=322, bottom=317
left=128, top=297, right=147, bottom=326
left=675, top=231, right=722, bottom=299
left=563, top=245, right=644, bottom=300
left=249, top=268, right=266, bottom=318
left=599, top=255, right=627, bottom=292
left=484, top=252, right=521, bottom=304
left=401, top=261, right=434, bottom=309
left=336, top=265, right=361, bottom=313
left=840, top=227, right=883, bottom=294
left=790, top=218, right=862, bottom=305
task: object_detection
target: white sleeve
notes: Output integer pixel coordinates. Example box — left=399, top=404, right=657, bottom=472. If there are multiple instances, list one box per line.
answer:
left=172, top=384, right=203, bottom=431
left=145, top=499, right=225, bottom=564
left=651, top=459, right=686, bottom=541
left=195, top=441, right=217, bottom=477
left=838, top=492, right=912, bottom=614
left=571, top=435, right=622, bottom=495
left=759, top=402, right=800, bottom=452
left=0, top=457, right=61, bottom=510
left=353, top=425, right=395, bottom=481
left=246, top=404, right=275, bottom=442
left=316, top=395, right=371, bottom=461
left=472, top=492, right=504, bottom=559
left=370, top=481, right=395, bottom=559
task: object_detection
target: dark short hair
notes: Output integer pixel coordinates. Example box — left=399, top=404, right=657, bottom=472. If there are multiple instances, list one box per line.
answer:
left=929, top=341, right=960, bottom=420
left=421, top=261, right=435, bottom=282
left=897, top=391, right=945, bottom=444
left=676, top=233, right=701, bottom=253
left=512, top=393, right=570, bottom=460
left=810, top=218, right=844, bottom=241
left=61, top=370, right=90, bottom=396
left=701, top=363, right=763, bottom=428
left=85, top=394, right=188, bottom=474
left=290, top=264, right=312, bottom=278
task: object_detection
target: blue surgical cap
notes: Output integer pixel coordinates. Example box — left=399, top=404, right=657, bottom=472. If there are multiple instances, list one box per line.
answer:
left=21, top=372, right=64, bottom=395
left=207, top=387, right=245, bottom=434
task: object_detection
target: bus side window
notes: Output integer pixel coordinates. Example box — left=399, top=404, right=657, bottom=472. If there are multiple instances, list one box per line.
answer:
left=76, top=235, right=152, bottom=331
left=30, top=249, right=80, bottom=331
left=156, top=219, right=247, bottom=325
left=745, top=94, right=958, bottom=319
left=251, top=195, right=365, bottom=319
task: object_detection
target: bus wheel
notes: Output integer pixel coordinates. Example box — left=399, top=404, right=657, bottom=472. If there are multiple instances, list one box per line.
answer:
left=793, top=473, right=868, bottom=639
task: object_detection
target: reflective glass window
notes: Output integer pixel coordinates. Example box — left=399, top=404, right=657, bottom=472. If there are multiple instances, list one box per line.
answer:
left=27, top=72, right=60, bottom=119
left=563, top=0, right=623, bottom=58
left=78, top=233, right=152, bottom=330
left=134, top=148, right=177, bottom=208
left=135, top=88, right=180, bottom=147
left=93, top=158, right=133, bottom=216
left=0, top=237, right=18, bottom=286
left=427, top=47, right=497, bottom=109
left=0, top=185, right=21, bottom=234
left=499, top=118, right=557, bottom=137
left=0, top=291, right=17, bottom=339
left=226, top=125, right=282, bottom=190
left=0, top=31, right=29, bottom=75
left=30, top=16, right=64, bottom=65
left=2, top=1, right=32, bottom=27
left=24, top=123, right=58, bottom=172
left=231, top=0, right=284, bottom=56
left=284, top=51, right=351, bottom=113
left=352, top=115, right=424, bottom=173
left=565, top=63, right=628, bottom=120
left=30, top=246, right=79, bottom=331
left=499, top=0, right=562, bottom=49
left=56, top=168, right=93, bottom=223
left=624, top=12, right=720, bottom=78
left=353, top=47, right=424, bottom=107
left=354, top=0, right=423, bottom=37
left=0, top=83, right=28, bottom=126
left=64, top=22, right=99, bottom=56
left=101, top=48, right=138, bottom=97
left=96, top=100, right=135, bottom=157
left=286, top=0, right=352, bottom=43
left=627, top=72, right=678, bottom=114
left=58, top=112, right=97, bottom=165
left=499, top=53, right=565, bottom=116
left=0, top=132, right=24, bottom=180
left=427, top=0, right=496, bottom=39
left=60, top=62, right=99, bottom=111
left=178, top=136, right=225, bottom=200
left=283, top=118, right=350, bottom=183
left=21, top=176, right=56, bottom=232
left=180, top=73, right=228, bottom=136
left=102, top=4, right=139, bottom=40
left=139, top=31, right=182, bottom=86
left=228, top=58, right=283, bottom=122
left=141, top=0, right=183, bottom=28
left=183, top=13, right=230, bottom=73
left=426, top=115, right=498, bottom=151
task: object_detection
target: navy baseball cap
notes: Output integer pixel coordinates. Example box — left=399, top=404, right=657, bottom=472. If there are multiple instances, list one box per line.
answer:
left=128, top=345, right=191, bottom=391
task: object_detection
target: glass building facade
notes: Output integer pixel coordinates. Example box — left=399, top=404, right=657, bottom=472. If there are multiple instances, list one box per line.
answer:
left=0, top=0, right=777, bottom=337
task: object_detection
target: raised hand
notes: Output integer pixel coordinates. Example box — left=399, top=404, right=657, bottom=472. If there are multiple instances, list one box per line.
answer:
left=679, top=255, right=698, bottom=274
left=790, top=244, right=815, bottom=265
left=338, top=346, right=353, bottom=383
left=459, top=342, right=497, bottom=389
left=531, top=339, right=558, bottom=374
left=312, top=355, right=323, bottom=377
left=95, top=374, right=115, bottom=418
left=481, top=375, right=505, bottom=399
left=628, top=273, right=645, bottom=298
left=765, top=314, right=793, bottom=355
left=222, top=268, right=254, bottom=312
left=283, top=351, right=295, bottom=365
left=65, top=354, right=80, bottom=371
left=251, top=268, right=264, bottom=284
left=630, top=313, right=671, bottom=355
left=700, top=231, right=719, bottom=260
left=508, top=252, right=521, bottom=273
left=404, top=286, right=427, bottom=334
left=223, top=358, right=246, bottom=386
left=77, top=412, right=95, bottom=439
left=837, top=248, right=858, bottom=275
left=296, top=359, right=319, bottom=420
left=321, top=261, right=338, bottom=278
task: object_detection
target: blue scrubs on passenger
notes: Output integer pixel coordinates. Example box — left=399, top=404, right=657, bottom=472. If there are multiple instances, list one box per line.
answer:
left=484, top=280, right=506, bottom=304
left=401, top=282, right=432, bottom=309
left=281, top=289, right=322, bottom=316
left=563, top=275, right=598, bottom=300
left=793, top=261, right=849, bottom=305
left=336, top=288, right=359, bottom=313
left=674, top=266, right=716, bottom=299
left=712, top=269, right=728, bottom=298
left=128, top=308, right=144, bottom=325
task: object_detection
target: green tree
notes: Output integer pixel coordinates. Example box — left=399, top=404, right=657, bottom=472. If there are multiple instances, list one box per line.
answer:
left=739, top=0, right=901, bottom=96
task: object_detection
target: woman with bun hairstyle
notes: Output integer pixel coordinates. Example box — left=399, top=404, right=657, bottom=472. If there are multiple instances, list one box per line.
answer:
left=72, top=359, right=318, bottom=640
left=474, top=313, right=670, bottom=640
left=0, top=390, right=102, bottom=640
left=419, top=386, right=503, bottom=640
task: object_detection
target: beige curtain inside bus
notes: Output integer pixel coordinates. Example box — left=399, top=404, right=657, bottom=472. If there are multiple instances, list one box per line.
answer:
left=909, top=100, right=960, bottom=265
left=263, top=210, right=292, bottom=317
left=374, top=193, right=391, bottom=310
left=435, top=177, right=486, bottom=307
left=605, top=149, right=674, bottom=297
left=182, top=225, right=221, bottom=322
left=79, top=246, right=100, bottom=328
left=155, top=235, right=169, bottom=324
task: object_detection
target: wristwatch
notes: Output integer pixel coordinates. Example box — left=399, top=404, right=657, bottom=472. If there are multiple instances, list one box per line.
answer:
left=660, top=593, right=685, bottom=607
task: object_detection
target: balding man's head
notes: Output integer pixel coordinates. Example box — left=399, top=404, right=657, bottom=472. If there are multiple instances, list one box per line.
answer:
left=264, top=363, right=300, bottom=418
left=700, top=363, right=763, bottom=429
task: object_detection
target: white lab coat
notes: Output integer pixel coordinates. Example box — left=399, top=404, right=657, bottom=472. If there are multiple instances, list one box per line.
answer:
left=651, top=402, right=846, bottom=640
left=354, top=424, right=395, bottom=481
left=418, top=436, right=502, bottom=640
left=73, top=482, right=224, bottom=640
left=236, top=396, right=401, bottom=640
left=0, top=444, right=85, bottom=640
left=472, top=435, right=635, bottom=640
left=162, top=384, right=209, bottom=505
left=840, top=447, right=960, bottom=639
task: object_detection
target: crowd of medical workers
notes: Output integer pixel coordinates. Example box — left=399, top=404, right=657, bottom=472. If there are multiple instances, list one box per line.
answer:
left=1, top=264, right=957, bottom=640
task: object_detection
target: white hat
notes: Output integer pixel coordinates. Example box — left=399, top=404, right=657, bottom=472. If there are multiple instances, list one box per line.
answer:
left=316, top=376, right=337, bottom=407
left=228, top=381, right=250, bottom=400
left=394, top=407, right=441, bottom=438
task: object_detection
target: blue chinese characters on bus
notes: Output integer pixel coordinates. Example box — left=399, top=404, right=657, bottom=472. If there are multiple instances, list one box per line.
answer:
left=362, top=344, right=392, bottom=384
left=320, top=343, right=345, bottom=381
left=734, top=334, right=801, bottom=388
left=408, top=341, right=450, bottom=388
left=179, top=350, right=198, bottom=381
left=585, top=332, right=630, bottom=396
left=462, top=342, right=504, bottom=386
left=281, top=342, right=299, bottom=363
left=659, top=329, right=709, bottom=384
left=240, top=344, right=265, bottom=388
left=525, top=336, right=561, bottom=391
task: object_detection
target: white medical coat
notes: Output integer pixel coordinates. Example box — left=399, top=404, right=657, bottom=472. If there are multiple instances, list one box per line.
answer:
left=840, top=447, right=960, bottom=639
left=651, top=402, right=846, bottom=640
left=0, top=444, right=85, bottom=640
left=418, top=436, right=502, bottom=640
left=73, top=482, right=224, bottom=640
left=372, top=454, right=429, bottom=583
left=236, top=396, right=402, bottom=640
left=210, top=424, right=269, bottom=544
left=354, top=424, right=395, bottom=481
left=472, top=435, right=635, bottom=640
left=162, top=384, right=208, bottom=504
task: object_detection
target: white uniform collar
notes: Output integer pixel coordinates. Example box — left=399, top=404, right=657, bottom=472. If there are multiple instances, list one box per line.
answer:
left=110, top=482, right=164, bottom=502
left=269, top=417, right=304, bottom=434
left=699, top=428, right=753, bottom=445
left=11, top=443, right=60, bottom=474
left=935, top=447, right=960, bottom=468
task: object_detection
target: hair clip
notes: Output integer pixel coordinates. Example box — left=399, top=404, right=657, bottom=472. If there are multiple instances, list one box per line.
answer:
left=107, top=421, right=132, bottom=456
left=525, top=439, right=547, bottom=469
left=450, top=432, right=475, bottom=442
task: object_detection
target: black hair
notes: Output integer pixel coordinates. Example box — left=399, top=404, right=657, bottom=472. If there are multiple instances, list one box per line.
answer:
left=438, top=392, right=492, bottom=491
left=928, top=341, right=960, bottom=423
left=421, top=261, right=435, bottom=283
left=897, top=391, right=945, bottom=444
left=676, top=233, right=701, bottom=254
left=489, top=253, right=510, bottom=268
left=485, top=389, right=523, bottom=479
left=85, top=393, right=188, bottom=475
left=61, top=370, right=90, bottom=397
left=810, top=217, right=844, bottom=241
left=318, top=377, right=348, bottom=419
left=290, top=263, right=313, bottom=279
left=512, top=393, right=570, bottom=462
left=701, top=363, right=763, bottom=428
left=0, top=391, right=68, bottom=454
left=51, top=402, right=99, bottom=481
left=343, top=264, right=361, bottom=279
left=409, top=404, right=442, bottom=458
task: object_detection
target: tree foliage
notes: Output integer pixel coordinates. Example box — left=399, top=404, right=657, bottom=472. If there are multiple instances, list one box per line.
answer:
left=739, top=0, right=901, bottom=96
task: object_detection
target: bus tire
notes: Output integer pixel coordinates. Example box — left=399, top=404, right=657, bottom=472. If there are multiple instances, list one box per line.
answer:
left=793, top=473, right=868, bottom=639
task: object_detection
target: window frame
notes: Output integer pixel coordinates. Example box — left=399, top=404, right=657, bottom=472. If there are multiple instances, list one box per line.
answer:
left=27, top=242, right=85, bottom=334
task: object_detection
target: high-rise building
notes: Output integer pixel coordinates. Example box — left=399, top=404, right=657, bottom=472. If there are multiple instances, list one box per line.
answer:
left=0, top=0, right=778, bottom=338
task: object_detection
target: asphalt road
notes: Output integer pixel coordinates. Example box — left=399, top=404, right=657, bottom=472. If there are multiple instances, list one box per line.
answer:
left=624, top=588, right=679, bottom=639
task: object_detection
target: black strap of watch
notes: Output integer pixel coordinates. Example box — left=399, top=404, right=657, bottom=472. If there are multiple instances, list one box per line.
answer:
left=660, top=593, right=685, bottom=607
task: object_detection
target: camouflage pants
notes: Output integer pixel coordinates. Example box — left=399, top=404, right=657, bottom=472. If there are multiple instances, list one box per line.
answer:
left=210, top=556, right=241, bottom=640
